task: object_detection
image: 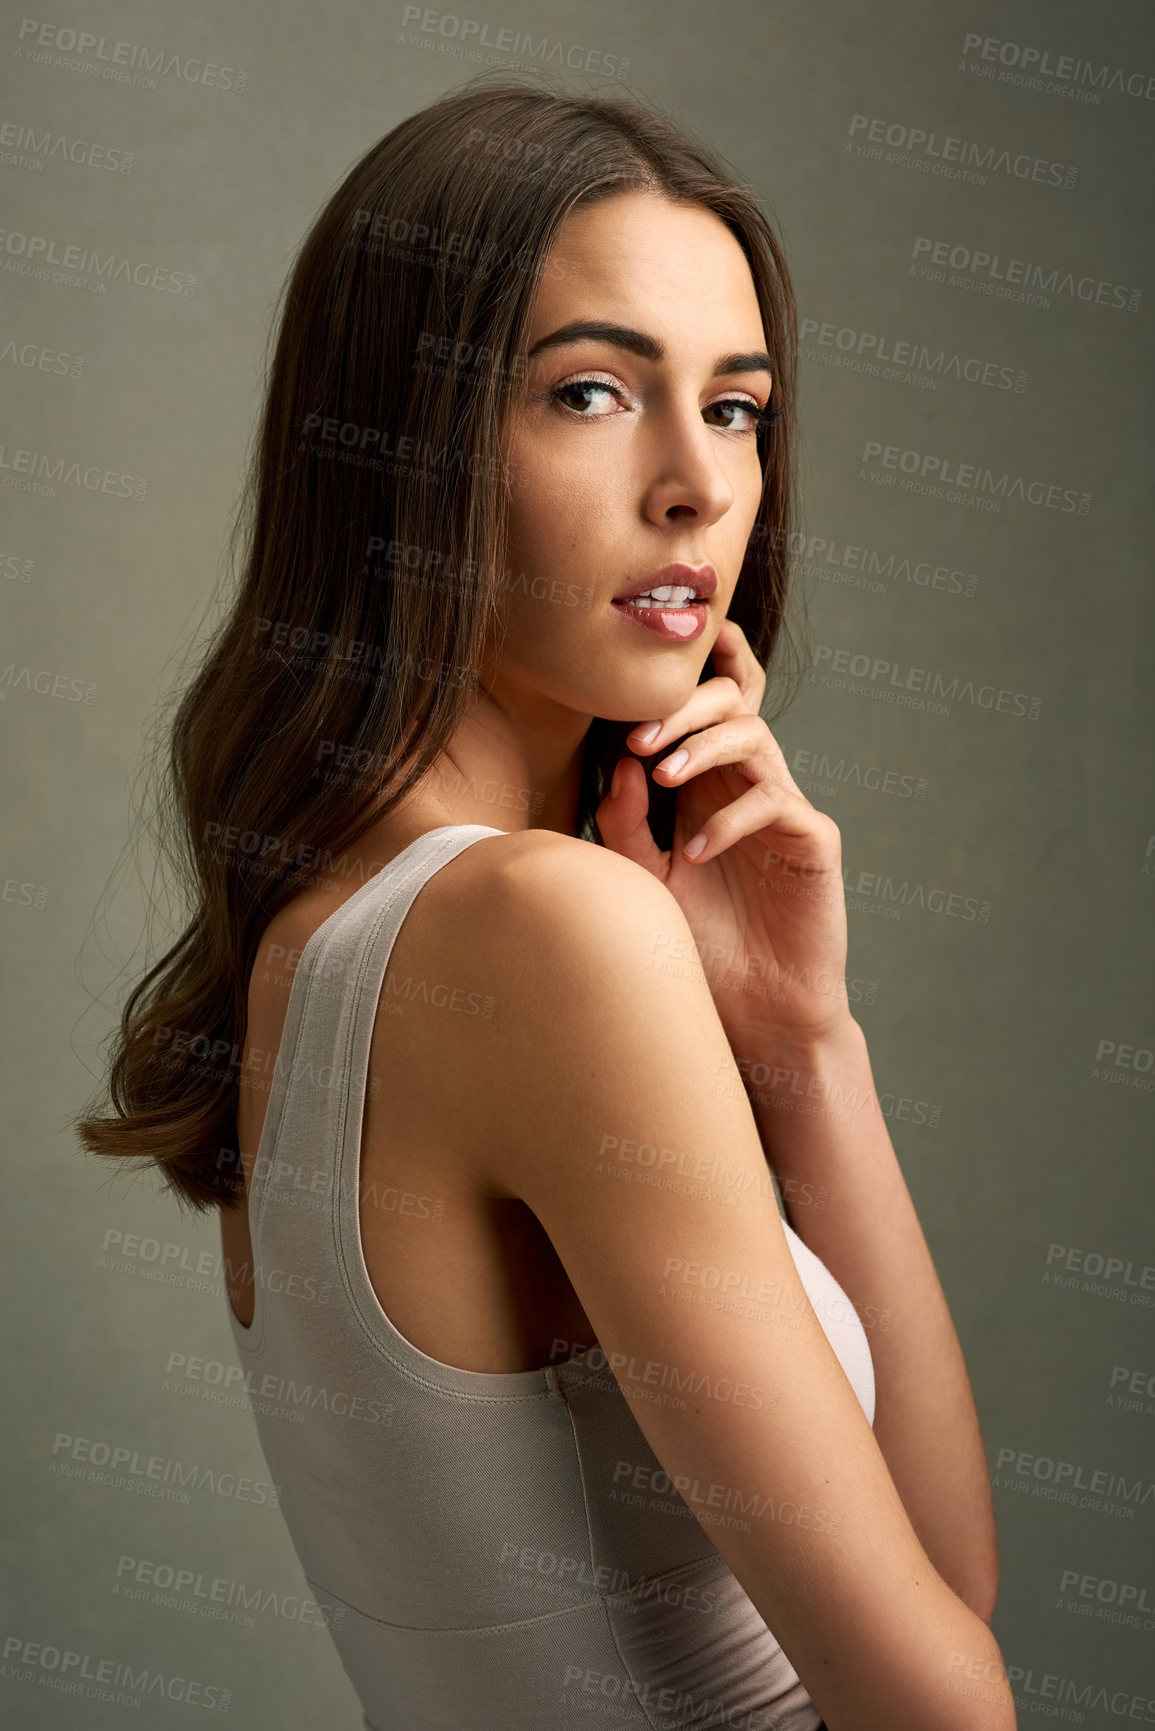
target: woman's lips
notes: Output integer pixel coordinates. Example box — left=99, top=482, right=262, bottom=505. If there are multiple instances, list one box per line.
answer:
left=612, top=563, right=718, bottom=603
left=610, top=598, right=708, bottom=642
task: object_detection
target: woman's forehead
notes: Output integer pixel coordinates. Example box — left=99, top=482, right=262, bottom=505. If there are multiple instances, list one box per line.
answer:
left=530, top=194, right=765, bottom=348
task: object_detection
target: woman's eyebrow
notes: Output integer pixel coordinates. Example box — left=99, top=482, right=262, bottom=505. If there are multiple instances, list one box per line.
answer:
left=526, top=319, right=772, bottom=378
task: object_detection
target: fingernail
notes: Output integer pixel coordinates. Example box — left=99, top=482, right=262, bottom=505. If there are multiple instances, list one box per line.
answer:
left=658, top=748, right=688, bottom=775
left=684, top=832, right=708, bottom=859
left=632, top=721, right=661, bottom=745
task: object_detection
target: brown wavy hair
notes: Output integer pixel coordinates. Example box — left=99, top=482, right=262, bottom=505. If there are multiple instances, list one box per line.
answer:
left=74, top=72, right=806, bottom=1213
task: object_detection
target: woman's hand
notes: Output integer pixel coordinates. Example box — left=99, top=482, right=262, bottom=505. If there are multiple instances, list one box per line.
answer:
left=593, top=617, right=852, bottom=1049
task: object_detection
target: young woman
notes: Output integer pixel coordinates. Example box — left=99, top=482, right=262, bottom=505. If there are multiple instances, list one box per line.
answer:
left=78, top=77, right=1015, bottom=1731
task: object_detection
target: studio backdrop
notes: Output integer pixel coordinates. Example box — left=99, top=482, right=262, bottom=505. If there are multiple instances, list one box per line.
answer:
left=2, top=0, right=1152, bottom=1725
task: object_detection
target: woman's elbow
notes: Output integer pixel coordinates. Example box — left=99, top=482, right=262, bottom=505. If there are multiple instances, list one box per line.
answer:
left=957, top=1567, right=1000, bottom=1627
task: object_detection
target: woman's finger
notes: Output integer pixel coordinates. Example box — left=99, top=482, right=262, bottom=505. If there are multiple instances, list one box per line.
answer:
left=638, top=702, right=802, bottom=796
left=678, top=778, right=842, bottom=871
left=702, top=616, right=767, bottom=712
left=625, top=675, right=747, bottom=761
left=592, top=753, right=668, bottom=877
left=652, top=714, right=775, bottom=791
left=625, top=621, right=770, bottom=761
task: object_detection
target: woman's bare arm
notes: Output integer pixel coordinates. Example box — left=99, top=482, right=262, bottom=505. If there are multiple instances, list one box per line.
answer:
left=719, top=1019, right=1000, bottom=1623
left=440, top=831, right=1015, bottom=1731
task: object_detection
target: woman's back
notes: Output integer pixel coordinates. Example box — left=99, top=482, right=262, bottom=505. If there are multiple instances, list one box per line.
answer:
left=225, top=821, right=882, bottom=1730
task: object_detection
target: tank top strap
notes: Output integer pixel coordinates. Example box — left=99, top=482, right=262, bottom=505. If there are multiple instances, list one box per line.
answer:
left=243, top=823, right=505, bottom=1342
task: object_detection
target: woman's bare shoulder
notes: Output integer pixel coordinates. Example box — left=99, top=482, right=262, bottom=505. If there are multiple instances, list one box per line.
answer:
left=420, top=826, right=687, bottom=996
left=365, top=826, right=692, bottom=1173
left=403, top=826, right=676, bottom=958
left=455, top=824, right=677, bottom=910
left=402, top=827, right=705, bottom=1168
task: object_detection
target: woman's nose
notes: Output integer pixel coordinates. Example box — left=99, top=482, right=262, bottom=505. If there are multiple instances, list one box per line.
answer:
left=641, top=410, right=738, bottom=525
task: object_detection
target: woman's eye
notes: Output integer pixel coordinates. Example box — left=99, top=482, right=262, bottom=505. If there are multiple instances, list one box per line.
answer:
left=551, top=378, right=621, bottom=416
left=548, top=382, right=765, bottom=431
left=703, top=398, right=762, bottom=433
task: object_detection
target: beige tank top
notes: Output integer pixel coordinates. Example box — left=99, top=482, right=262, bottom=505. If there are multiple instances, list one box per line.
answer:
left=228, top=822, right=872, bottom=1729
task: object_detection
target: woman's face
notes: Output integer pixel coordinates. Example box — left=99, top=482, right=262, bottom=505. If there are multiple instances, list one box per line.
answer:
left=492, top=188, right=773, bottom=728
